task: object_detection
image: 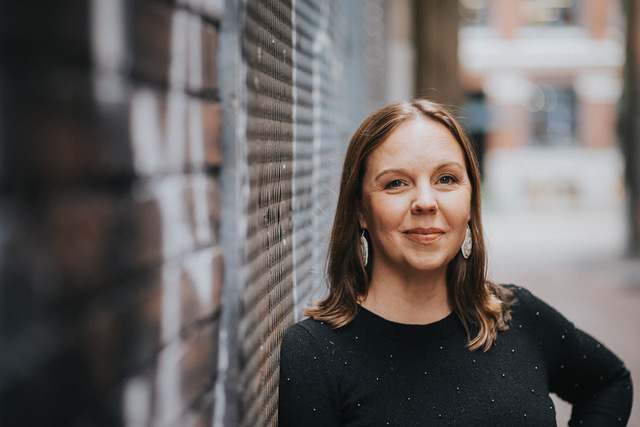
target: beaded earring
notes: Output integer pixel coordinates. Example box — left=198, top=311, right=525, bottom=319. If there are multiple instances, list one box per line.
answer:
left=461, top=224, right=472, bottom=259
left=360, top=229, right=369, bottom=266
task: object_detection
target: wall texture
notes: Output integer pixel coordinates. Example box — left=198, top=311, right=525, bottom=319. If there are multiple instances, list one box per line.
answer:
left=217, top=1, right=388, bottom=426
left=0, top=0, right=387, bottom=426
left=1, top=0, right=224, bottom=425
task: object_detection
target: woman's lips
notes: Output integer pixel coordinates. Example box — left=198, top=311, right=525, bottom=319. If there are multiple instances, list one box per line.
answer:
left=403, top=228, right=445, bottom=244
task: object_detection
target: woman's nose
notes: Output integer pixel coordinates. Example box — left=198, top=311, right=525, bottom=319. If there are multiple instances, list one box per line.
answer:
left=410, top=186, right=438, bottom=214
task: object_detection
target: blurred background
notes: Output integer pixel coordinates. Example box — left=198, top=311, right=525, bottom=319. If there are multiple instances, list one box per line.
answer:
left=455, top=1, right=640, bottom=424
left=0, top=0, right=638, bottom=425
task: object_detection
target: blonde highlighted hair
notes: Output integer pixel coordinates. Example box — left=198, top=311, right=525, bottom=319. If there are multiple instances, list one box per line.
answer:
left=304, top=99, right=513, bottom=351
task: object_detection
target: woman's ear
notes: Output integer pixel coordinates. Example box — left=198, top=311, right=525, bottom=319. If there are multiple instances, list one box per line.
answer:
left=357, top=210, right=367, bottom=230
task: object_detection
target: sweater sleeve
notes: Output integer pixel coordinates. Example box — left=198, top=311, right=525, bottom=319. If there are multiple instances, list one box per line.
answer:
left=513, top=286, right=633, bottom=426
left=278, top=322, right=341, bottom=427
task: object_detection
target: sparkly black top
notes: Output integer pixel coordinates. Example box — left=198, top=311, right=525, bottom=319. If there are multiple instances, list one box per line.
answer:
left=278, top=285, right=632, bottom=426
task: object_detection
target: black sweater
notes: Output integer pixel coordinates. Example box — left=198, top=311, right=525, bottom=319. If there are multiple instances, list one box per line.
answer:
left=278, top=285, right=632, bottom=426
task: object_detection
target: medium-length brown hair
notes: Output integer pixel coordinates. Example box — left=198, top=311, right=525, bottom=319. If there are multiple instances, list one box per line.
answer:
left=304, top=99, right=513, bottom=351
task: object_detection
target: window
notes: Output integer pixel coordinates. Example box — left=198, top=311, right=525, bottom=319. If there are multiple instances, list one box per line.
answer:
left=527, top=84, right=577, bottom=146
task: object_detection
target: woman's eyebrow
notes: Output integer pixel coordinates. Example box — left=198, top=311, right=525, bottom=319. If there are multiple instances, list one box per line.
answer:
left=373, top=168, right=408, bottom=182
left=374, top=161, right=465, bottom=181
left=434, top=161, right=466, bottom=171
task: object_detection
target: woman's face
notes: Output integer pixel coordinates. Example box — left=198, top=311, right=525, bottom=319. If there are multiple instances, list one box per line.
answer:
left=358, top=118, right=472, bottom=278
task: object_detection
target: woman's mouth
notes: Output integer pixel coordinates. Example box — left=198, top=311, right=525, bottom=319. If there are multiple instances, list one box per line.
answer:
left=403, top=228, right=445, bottom=244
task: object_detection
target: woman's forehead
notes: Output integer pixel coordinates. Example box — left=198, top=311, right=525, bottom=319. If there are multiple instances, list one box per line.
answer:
left=366, top=120, right=465, bottom=167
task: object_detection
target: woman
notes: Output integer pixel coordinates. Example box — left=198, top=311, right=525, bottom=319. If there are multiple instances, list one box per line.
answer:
left=278, top=99, right=633, bottom=426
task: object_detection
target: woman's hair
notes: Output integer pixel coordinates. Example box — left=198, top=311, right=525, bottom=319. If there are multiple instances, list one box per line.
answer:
left=304, top=99, right=513, bottom=352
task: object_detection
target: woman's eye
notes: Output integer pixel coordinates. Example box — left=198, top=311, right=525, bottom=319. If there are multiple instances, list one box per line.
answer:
left=439, top=175, right=456, bottom=184
left=386, top=179, right=403, bottom=189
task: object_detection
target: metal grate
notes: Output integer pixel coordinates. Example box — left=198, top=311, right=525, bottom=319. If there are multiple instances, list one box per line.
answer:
left=240, top=1, right=295, bottom=426
left=290, top=0, right=325, bottom=318
left=223, top=1, right=390, bottom=426
left=291, top=0, right=388, bottom=314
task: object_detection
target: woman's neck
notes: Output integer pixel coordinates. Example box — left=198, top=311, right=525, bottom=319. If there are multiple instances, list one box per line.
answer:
left=359, top=267, right=452, bottom=325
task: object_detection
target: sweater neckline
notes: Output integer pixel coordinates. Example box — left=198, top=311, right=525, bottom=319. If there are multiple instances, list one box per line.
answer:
left=354, top=305, right=465, bottom=342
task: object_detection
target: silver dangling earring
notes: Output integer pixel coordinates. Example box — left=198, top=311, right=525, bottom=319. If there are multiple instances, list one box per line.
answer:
left=461, top=224, right=472, bottom=259
left=360, top=229, right=369, bottom=266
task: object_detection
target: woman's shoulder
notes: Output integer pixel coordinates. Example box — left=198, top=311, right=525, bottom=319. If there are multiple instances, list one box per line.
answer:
left=281, top=316, right=340, bottom=350
left=500, top=283, right=537, bottom=303
left=500, top=284, right=555, bottom=309
left=499, top=284, right=575, bottom=331
left=280, top=316, right=355, bottom=375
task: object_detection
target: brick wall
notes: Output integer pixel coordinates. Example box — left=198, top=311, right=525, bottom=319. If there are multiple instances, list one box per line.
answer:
left=0, top=0, right=223, bottom=425
left=0, top=1, right=387, bottom=425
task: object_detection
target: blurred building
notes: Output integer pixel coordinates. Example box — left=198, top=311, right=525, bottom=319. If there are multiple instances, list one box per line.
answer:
left=458, top=0, right=625, bottom=210
left=621, top=0, right=640, bottom=254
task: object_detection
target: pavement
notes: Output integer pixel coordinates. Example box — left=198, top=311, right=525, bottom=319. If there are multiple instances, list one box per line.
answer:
left=483, top=204, right=640, bottom=426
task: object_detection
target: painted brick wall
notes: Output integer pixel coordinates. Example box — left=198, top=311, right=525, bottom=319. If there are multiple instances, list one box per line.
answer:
left=0, top=0, right=224, bottom=425
left=0, top=1, right=387, bottom=425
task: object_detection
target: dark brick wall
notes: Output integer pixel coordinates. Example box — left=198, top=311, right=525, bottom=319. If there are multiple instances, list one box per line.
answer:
left=0, top=0, right=223, bottom=425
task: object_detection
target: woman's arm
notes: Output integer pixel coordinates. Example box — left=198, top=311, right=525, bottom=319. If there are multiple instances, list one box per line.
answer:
left=513, top=286, right=633, bottom=426
left=550, top=328, right=632, bottom=426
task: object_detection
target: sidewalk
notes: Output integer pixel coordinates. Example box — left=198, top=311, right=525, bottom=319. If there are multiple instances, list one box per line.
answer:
left=484, top=205, right=640, bottom=426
